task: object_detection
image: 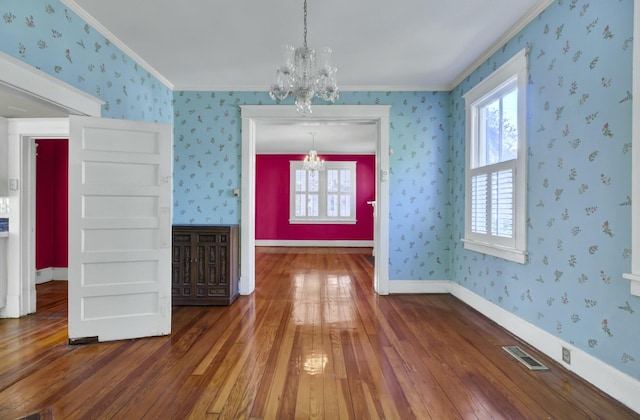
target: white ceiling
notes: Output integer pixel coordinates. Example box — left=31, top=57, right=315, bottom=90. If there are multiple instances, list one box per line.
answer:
left=65, top=0, right=547, bottom=92
left=1, top=0, right=550, bottom=153
left=256, top=119, right=379, bottom=154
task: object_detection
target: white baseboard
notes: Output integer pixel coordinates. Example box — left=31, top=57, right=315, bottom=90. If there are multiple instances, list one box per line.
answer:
left=255, top=240, right=373, bottom=247
left=52, top=267, right=68, bottom=281
left=389, top=279, right=451, bottom=294
left=36, top=267, right=68, bottom=284
left=387, top=279, right=640, bottom=414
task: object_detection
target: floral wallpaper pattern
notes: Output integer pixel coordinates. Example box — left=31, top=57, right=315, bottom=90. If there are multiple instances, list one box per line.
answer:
left=1, top=0, right=638, bottom=384
left=172, top=91, right=452, bottom=281
left=0, top=0, right=172, bottom=123
left=449, top=0, right=638, bottom=378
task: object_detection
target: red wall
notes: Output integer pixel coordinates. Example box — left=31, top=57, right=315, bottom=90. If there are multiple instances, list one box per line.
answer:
left=35, top=139, right=68, bottom=270
left=256, top=154, right=375, bottom=241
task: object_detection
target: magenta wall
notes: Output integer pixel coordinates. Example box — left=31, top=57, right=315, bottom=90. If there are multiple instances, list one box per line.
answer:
left=35, top=139, right=68, bottom=270
left=256, top=154, right=375, bottom=241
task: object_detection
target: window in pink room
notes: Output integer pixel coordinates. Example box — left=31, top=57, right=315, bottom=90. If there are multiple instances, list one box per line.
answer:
left=256, top=154, right=375, bottom=241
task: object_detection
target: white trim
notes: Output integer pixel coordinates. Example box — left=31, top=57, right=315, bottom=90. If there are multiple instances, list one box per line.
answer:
left=461, top=239, right=527, bottom=264
left=463, top=49, right=527, bottom=101
left=385, top=279, right=640, bottom=413
left=622, top=273, right=640, bottom=296
left=60, top=0, right=173, bottom=90
left=288, top=220, right=357, bottom=225
left=173, top=84, right=450, bottom=92
left=289, top=160, right=357, bottom=224
left=36, top=267, right=69, bottom=284
left=0, top=236, right=6, bottom=309
left=255, top=240, right=373, bottom=248
left=1, top=119, right=70, bottom=319
left=389, top=280, right=451, bottom=294
left=463, top=49, right=528, bottom=264
left=624, top=0, right=640, bottom=297
left=241, top=105, right=390, bottom=296
left=449, top=283, right=640, bottom=414
left=0, top=51, right=104, bottom=117
left=449, top=0, right=553, bottom=90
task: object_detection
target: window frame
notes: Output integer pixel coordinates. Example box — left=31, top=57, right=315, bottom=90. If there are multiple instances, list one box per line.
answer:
left=289, top=160, right=357, bottom=224
left=623, top=0, right=640, bottom=296
left=462, top=49, right=528, bottom=264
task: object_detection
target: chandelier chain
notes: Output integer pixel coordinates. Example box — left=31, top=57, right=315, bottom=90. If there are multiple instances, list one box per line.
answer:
left=303, top=0, right=308, bottom=48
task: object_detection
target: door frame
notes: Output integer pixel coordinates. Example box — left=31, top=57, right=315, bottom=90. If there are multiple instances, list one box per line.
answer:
left=240, top=105, right=391, bottom=295
left=1, top=52, right=102, bottom=317
left=7, top=119, right=70, bottom=316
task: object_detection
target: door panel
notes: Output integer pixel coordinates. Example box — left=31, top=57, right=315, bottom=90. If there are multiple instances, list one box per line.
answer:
left=68, top=116, right=172, bottom=342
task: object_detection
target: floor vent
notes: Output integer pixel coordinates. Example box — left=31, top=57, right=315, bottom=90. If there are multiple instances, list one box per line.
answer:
left=502, top=345, right=549, bottom=371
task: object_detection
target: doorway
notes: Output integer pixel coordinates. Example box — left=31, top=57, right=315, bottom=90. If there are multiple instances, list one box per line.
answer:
left=35, top=138, right=69, bottom=286
left=1, top=52, right=102, bottom=318
left=240, top=105, right=391, bottom=296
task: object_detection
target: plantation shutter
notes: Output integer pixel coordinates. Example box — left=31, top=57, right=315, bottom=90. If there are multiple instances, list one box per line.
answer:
left=470, top=162, right=514, bottom=239
left=491, top=168, right=513, bottom=238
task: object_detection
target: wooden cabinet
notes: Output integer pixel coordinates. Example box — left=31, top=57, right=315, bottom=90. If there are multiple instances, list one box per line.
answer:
left=171, top=225, right=239, bottom=305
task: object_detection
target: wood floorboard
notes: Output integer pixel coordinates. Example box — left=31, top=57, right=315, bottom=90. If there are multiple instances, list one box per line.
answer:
left=0, top=247, right=638, bottom=419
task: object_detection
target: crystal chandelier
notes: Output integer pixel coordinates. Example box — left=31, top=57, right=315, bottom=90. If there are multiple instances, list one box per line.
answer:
left=269, top=0, right=339, bottom=116
left=303, top=132, right=325, bottom=171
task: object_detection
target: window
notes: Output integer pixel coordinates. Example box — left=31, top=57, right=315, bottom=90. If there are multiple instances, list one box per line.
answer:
left=290, top=161, right=357, bottom=224
left=463, top=49, right=528, bottom=263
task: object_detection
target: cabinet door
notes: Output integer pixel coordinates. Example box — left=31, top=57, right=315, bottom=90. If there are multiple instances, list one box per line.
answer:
left=171, top=230, right=195, bottom=302
left=197, top=230, right=229, bottom=297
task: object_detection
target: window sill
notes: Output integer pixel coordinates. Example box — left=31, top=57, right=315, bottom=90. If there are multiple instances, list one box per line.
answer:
left=622, top=273, right=640, bottom=297
left=289, top=219, right=357, bottom=225
left=462, top=238, right=527, bottom=264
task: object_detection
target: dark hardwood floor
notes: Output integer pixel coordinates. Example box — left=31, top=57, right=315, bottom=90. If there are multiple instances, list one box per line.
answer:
left=0, top=247, right=637, bottom=419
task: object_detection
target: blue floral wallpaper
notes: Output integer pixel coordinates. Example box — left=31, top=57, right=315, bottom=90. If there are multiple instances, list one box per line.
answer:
left=449, top=0, right=638, bottom=379
left=0, top=0, right=172, bottom=123
left=172, top=91, right=452, bottom=281
left=1, top=0, right=638, bottom=385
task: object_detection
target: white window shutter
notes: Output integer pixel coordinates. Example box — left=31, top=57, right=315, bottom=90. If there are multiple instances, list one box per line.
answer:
left=471, top=173, right=488, bottom=234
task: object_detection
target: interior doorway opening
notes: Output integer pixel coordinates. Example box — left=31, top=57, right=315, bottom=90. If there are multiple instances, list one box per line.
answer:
left=1, top=52, right=102, bottom=319
left=240, top=105, right=391, bottom=297
left=34, top=138, right=69, bottom=286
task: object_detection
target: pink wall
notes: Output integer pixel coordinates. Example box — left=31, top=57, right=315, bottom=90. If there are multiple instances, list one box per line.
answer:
left=35, top=139, right=68, bottom=270
left=256, top=154, right=375, bottom=241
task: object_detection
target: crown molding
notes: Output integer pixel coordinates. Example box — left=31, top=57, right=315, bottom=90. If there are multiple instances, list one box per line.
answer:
left=60, top=0, right=174, bottom=90
left=172, top=84, right=449, bottom=93
left=447, top=0, right=554, bottom=91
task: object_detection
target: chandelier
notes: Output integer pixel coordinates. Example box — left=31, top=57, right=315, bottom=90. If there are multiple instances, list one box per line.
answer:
left=303, top=132, right=325, bottom=171
left=269, top=0, right=339, bottom=116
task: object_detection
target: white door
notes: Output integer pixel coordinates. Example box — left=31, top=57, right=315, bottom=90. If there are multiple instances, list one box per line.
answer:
left=68, top=115, right=172, bottom=342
